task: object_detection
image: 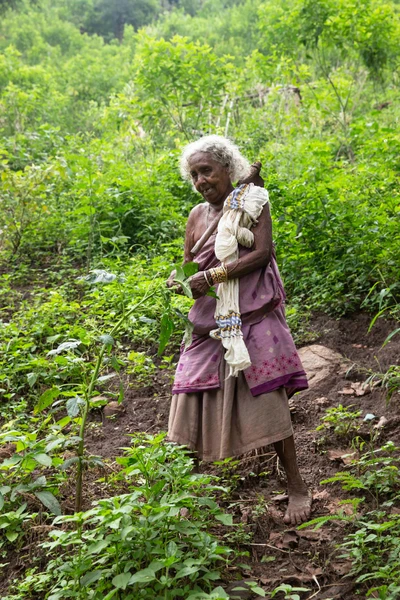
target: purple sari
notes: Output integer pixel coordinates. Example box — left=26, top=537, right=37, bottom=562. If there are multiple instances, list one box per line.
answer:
left=172, top=235, right=308, bottom=398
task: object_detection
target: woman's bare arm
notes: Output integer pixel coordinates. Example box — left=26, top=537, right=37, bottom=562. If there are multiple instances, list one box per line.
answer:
left=188, top=204, right=273, bottom=299
left=183, top=205, right=203, bottom=264
left=225, top=203, right=272, bottom=279
left=166, top=204, right=204, bottom=289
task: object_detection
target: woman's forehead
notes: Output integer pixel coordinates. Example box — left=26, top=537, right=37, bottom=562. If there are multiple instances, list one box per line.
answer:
left=188, top=151, right=221, bottom=170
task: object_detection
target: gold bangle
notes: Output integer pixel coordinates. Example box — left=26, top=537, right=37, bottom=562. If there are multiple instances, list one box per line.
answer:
left=210, top=265, right=228, bottom=285
left=204, top=271, right=213, bottom=287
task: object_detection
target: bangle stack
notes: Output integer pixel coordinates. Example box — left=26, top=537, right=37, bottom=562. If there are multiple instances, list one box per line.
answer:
left=209, top=264, right=228, bottom=285
left=204, top=271, right=213, bottom=287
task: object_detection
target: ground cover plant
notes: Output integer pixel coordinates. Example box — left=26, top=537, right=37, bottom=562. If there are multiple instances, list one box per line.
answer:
left=0, top=0, right=400, bottom=597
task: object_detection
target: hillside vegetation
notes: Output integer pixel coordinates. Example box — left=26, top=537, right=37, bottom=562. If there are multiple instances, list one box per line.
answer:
left=0, top=0, right=400, bottom=598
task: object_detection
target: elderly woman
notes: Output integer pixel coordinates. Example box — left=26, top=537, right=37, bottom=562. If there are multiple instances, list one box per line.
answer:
left=167, top=135, right=311, bottom=525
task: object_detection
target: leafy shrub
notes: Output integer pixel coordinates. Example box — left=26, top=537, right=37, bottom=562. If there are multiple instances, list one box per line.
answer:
left=7, top=434, right=235, bottom=600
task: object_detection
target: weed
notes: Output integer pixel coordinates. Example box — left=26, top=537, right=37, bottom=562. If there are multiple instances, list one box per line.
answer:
left=6, top=434, right=237, bottom=600
left=270, top=583, right=310, bottom=599
left=322, top=442, right=400, bottom=507
left=341, top=512, right=400, bottom=597
left=366, top=365, right=400, bottom=403
left=317, top=404, right=361, bottom=438
left=301, top=442, right=400, bottom=597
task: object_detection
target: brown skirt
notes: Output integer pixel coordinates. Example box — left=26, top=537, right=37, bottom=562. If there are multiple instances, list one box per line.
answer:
left=168, top=361, right=293, bottom=462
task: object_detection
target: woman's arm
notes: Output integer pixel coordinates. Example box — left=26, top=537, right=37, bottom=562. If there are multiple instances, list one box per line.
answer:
left=225, top=203, right=272, bottom=279
left=188, top=204, right=273, bottom=299
left=166, top=205, right=202, bottom=290
left=183, top=205, right=201, bottom=264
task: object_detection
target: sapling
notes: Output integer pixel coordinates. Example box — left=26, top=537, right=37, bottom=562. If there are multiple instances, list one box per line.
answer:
left=74, top=286, right=158, bottom=511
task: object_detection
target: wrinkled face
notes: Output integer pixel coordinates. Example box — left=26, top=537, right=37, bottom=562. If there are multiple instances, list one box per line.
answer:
left=188, top=151, right=233, bottom=206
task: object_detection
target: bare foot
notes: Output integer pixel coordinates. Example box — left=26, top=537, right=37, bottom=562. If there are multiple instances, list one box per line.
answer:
left=284, top=487, right=312, bottom=525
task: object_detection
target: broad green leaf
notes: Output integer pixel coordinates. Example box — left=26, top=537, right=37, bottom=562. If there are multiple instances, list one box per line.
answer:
left=215, top=513, right=233, bottom=526
left=87, top=539, right=109, bottom=554
left=167, top=540, right=178, bottom=557
left=34, top=491, right=61, bottom=516
left=80, top=570, right=102, bottom=587
left=174, top=565, right=200, bottom=579
left=112, top=572, right=132, bottom=590
left=158, top=313, right=174, bottom=356
left=66, top=396, right=85, bottom=418
left=6, top=531, right=19, bottom=542
left=34, top=387, right=60, bottom=414
left=56, top=416, right=71, bottom=428
left=174, top=265, right=186, bottom=283
left=34, top=453, right=52, bottom=467
left=180, top=280, right=193, bottom=299
left=0, top=492, right=4, bottom=511
left=129, top=568, right=156, bottom=584
left=99, top=334, right=114, bottom=346
left=183, top=262, right=199, bottom=277
left=210, top=587, right=229, bottom=599
left=27, top=373, right=38, bottom=388
left=32, top=476, right=47, bottom=488
left=16, top=503, right=27, bottom=516
left=248, top=586, right=266, bottom=597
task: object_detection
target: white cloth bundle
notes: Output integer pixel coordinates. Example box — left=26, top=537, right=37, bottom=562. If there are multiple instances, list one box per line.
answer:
left=210, top=183, right=269, bottom=376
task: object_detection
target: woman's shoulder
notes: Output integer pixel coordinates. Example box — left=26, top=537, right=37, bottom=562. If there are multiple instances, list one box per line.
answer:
left=188, top=202, right=208, bottom=220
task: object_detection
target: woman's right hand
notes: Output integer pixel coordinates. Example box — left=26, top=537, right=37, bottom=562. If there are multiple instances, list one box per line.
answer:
left=166, top=270, right=176, bottom=289
left=166, top=270, right=183, bottom=294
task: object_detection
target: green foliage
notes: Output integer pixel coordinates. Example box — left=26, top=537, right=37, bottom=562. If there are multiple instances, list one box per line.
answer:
left=1, top=0, right=400, bottom=596
left=133, top=33, right=232, bottom=141
left=342, top=511, right=400, bottom=598
left=6, top=434, right=235, bottom=600
left=366, top=365, right=400, bottom=402
left=300, top=441, right=400, bottom=596
left=317, top=404, right=362, bottom=438
left=322, top=441, right=400, bottom=506
left=270, top=584, right=310, bottom=600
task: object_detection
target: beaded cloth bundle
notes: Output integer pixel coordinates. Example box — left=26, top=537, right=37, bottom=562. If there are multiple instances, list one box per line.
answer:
left=209, top=183, right=269, bottom=376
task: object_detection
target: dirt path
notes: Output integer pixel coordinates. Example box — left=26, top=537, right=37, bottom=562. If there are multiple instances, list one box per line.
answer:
left=86, top=313, right=400, bottom=599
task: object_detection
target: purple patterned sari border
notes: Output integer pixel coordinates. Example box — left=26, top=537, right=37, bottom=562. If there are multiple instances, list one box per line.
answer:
left=250, top=371, right=308, bottom=397
left=172, top=384, right=221, bottom=395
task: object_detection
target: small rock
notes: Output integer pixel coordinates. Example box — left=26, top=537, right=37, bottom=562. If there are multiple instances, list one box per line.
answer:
left=374, top=416, right=388, bottom=429
left=363, top=413, right=376, bottom=422
left=315, top=396, right=329, bottom=405
left=103, top=401, right=125, bottom=419
left=298, top=345, right=346, bottom=388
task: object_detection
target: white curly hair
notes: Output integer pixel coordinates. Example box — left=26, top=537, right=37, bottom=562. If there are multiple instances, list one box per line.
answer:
left=180, top=135, right=251, bottom=183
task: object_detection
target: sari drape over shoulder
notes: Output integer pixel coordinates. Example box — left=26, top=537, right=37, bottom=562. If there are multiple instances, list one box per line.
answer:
left=172, top=235, right=308, bottom=398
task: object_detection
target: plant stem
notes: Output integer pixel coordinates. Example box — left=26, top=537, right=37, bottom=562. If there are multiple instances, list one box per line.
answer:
left=74, top=287, right=159, bottom=512
left=75, top=344, right=105, bottom=512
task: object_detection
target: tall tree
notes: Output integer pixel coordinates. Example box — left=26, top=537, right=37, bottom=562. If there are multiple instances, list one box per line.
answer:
left=86, top=0, right=160, bottom=41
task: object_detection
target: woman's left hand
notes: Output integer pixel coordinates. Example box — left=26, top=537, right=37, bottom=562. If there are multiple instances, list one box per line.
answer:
left=189, top=272, right=211, bottom=299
